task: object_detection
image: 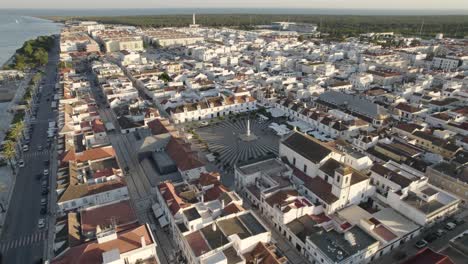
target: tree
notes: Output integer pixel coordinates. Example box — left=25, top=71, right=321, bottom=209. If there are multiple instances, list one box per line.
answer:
left=158, top=72, right=172, bottom=83
left=14, top=54, right=26, bottom=71
left=2, top=140, right=17, bottom=171
left=34, top=48, right=48, bottom=65
left=23, top=42, right=34, bottom=56
left=9, top=121, right=24, bottom=141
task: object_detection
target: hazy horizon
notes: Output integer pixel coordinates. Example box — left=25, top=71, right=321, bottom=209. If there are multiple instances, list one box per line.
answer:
left=1, top=8, right=467, bottom=17
left=1, top=0, right=467, bottom=11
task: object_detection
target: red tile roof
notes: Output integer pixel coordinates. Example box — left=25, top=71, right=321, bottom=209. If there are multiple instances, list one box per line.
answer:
left=292, top=168, right=338, bottom=204
left=373, top=225, right=398, bottom=242
left=402, top=248, right=454, bottom=264
left=52, top=224, right=154, bottom=264
left=63, top=146, right=116, bottom=163
left=185, top=231, right=210, bottom=257
left=158, top=182, right=190, bottom=215
left=80, top=200, right=138, bottom=234
left=166, top=137, right=204, bottom=171
left=91, top=118, right=106, bottom=133
left=204, top=185, right=229, bottom=202
left=198, top=172, right=221, bottom=186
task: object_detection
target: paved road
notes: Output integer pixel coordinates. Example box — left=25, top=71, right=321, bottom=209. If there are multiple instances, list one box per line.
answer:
left=380, top=211, right=468, bottom=264
left=0, top=37, right=59, bottom=264
left=87, top=67, right=177, bottom=264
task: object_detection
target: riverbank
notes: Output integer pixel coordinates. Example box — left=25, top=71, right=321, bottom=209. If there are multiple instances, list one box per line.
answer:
left=0, top=13, right=61, bottom=66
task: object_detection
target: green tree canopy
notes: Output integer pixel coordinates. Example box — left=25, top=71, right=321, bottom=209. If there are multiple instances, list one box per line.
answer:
left=34, top=48, right=48, bottom=65
left=23, top=42, right=34, bottom=56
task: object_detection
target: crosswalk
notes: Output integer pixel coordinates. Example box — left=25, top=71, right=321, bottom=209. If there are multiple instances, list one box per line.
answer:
left=23, top=150, right=50, bottom=159
left=0, top=231, right=47, bottom=253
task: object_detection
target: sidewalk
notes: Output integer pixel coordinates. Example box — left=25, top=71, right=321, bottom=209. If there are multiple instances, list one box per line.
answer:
left=0, top=164, right=14, bottom=234
left=0, top=73, right=34, bottom=236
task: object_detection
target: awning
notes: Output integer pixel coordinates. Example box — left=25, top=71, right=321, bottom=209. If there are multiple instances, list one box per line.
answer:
left=152, top=204, right=164, bottom=218
left=158, top=216, right=169, bottom=228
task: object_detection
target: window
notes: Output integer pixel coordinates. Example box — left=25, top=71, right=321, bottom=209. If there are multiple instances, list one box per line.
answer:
left=345, top=177, right=349, bottom=184
left=303, top=164, right=307, bottom=173
left=337, top=175, right=341, bottom=183
left=293, top=157, right=296, bottom=166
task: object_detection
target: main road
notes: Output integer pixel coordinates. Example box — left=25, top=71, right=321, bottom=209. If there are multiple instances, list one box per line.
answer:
left=0, top=37, right=59, bottom=264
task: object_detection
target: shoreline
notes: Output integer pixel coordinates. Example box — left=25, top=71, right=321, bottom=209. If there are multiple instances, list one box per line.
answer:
left=0, top=15, right=62, bottom=68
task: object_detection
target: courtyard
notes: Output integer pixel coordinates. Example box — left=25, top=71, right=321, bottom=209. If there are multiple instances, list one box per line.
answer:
left=187, top=115, right=282, bottom=186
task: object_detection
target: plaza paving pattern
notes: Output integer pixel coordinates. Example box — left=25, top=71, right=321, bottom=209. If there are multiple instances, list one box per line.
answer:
left=196, top=118, right=279, bottom=168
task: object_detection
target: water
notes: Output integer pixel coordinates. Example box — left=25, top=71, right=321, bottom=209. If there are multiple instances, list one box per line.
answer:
left=0, top=12, right=62, bottom=66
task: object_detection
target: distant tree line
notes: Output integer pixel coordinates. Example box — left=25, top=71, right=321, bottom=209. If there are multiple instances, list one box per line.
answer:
left=45, top=14, right=468, bottom=38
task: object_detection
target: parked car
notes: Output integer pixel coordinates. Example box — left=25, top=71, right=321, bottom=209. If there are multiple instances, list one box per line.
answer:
left=415, top=240, right=428, bottom=249
left=22, top=145, right=29, bottom=152
left=454, top=219, right=465, bottom=225
left=40, top=198, right=47, bottom=206
left=424, top=233, right=438, bottom=243
left=445, top=222, right=456, bottom=230
left=18, top=160, right=25, bottom=168
left=37, top=218, right=45, bottom=229
left=43, top=169, right=49, bottom=176
left=199, top=121, right=209, bottom=127
left=435, top=229, right=445, bottom=237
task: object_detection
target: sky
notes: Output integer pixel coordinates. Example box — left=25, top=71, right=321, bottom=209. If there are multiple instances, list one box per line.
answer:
left=1, top=0, right=467, bottom=10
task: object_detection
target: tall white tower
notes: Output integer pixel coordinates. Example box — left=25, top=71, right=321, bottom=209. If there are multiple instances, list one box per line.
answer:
left=190, top=13, right=200, bottom=28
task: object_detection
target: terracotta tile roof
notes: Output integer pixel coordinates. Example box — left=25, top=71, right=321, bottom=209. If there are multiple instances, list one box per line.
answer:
left=265, top=190, right=299, bottom=208
left=282, top=133, right=332, bottom=163
left=58, top=178, right=127, bottom=203
left=158, top=182, right=190, bottom=215
left=204, top=185, right=229, bottom=202
left=198, top=172, right=221, bottom=186
left=222, top=203, right=245, bottom=216
left=292, top=168, right=338, bottom=204
left=91, top=118, right=106, bottom=133
left=147, top=119, right=169, bottom=135
left=402, top=248, right=454, bottom=264
left=309, top=213, right=331, bottom=224
left=52, top=224, right=154, bottom=264
left=62, top=146, right=116, bottom=164
left=244, top=242, right=287, bottom=264
left=185, top=230, right=210, bottom=257
left=166, top=137, right=204, bottom=171
left=373, top=225, right=398, bottom=242
left=80, top=200, right=138, bottom=234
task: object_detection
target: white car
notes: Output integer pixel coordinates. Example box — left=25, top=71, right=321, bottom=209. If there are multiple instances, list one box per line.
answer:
left=22, top=145, right=29, bottom=152
left=199, top=121, right=209, bottom=126
left=43, top=169, right=49, bottom=176
left=18, top=160, right=25, bottom=168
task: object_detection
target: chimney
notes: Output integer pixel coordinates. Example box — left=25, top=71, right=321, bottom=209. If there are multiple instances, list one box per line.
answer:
left=140, top=236, right=146, bottom=247
left=221, top=199, right=225, bottom=209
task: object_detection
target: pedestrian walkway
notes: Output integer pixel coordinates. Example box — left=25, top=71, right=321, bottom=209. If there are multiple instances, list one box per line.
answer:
left=0, top=231, right=47, bottom=253
left=22, top=150, right=50, bottom=159
left=196, top=119, right=279, bottom=167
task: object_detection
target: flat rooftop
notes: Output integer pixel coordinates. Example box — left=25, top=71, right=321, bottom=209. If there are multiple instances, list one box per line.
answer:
left=237, top=157, right=288, bottom=176
left=308, top=226, right=378, bottom=263
left=403, top=192, right=445, bottom=214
